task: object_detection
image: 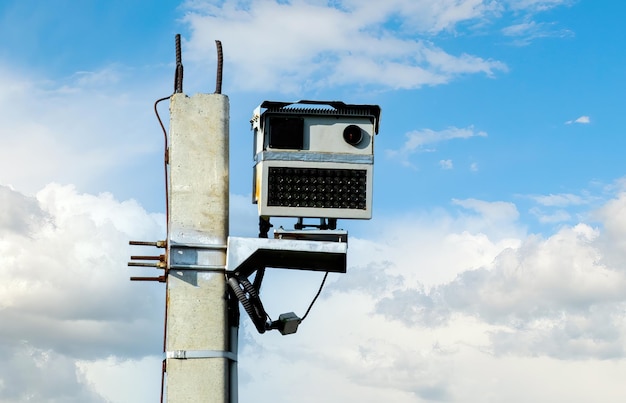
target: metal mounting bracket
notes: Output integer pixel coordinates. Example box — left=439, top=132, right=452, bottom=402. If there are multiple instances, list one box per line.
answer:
left=169, top=241, right=227, bottom=271
left=226, top=232, right=347, bottom=277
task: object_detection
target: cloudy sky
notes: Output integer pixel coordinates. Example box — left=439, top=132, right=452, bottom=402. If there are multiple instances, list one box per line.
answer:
left=2, top=0, right=626, bottom=402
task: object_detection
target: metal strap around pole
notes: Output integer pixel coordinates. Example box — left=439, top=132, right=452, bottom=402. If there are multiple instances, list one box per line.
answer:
left=165, top=350, right=237, bottom=362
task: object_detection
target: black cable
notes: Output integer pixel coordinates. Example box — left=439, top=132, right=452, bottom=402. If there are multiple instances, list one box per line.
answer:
left=229, top=269, right=330, bottom=334
left=154, top=96, right=170, bottom=403
left=301, top=272, right=329, bottom=321
left=227, top=276, right=269, bottom=333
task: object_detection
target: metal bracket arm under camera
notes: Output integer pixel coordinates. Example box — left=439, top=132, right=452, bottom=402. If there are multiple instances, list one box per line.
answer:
left=225, top=233, right=347, bottom=335
left=226, top=234, right=347, bottom=277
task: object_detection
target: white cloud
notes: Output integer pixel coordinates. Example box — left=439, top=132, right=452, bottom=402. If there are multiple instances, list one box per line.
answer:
left=0, top=184, right=165, bottom=401
left=234, top=187, right=626, bottom=402
left=502, top=20, right=538, bottom=36
left=0, top=63, right=166, bottom=196
left=575, top=115, right=591, bottom=123
left=181, top=0, right=508, bottom=93
left=339, top=0, right=503, bottom=34
left=440, top=159, right=454, bottom=169
left=565, top=115, right=591, bottom=124
left=525, top=192, right=596, bottom=225
left=386, top=126, right=487, bottom=166
left=0, top=343, right=107, bottom=403
left=453, top=198, right=519, bottom=221
left=593, top=191, right=626, bottom=267
left=530, top=207, right=572, bottom=223
left=6, top=181, right=626, bottom=402
left=507, top=0, right=572, bottom=12
left=365, top=213, right=626, bottom=361
left=502, top=20, right=574, bottom=45
left=78, top=356, right=163, bottom=403
left=530, top=193, right=588, bottom=207
left=178, top=0, right=574, bottom=93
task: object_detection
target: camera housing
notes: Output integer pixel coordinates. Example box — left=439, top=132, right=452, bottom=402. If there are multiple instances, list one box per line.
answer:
left=251, top=100, right=381, bottom=220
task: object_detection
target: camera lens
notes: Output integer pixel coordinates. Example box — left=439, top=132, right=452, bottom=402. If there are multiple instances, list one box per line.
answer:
left=343, top=125, right=363, bottom=146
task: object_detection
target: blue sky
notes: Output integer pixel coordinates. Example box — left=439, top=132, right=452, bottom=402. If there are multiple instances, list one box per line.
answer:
left=2, top=1, right=626, bottom=402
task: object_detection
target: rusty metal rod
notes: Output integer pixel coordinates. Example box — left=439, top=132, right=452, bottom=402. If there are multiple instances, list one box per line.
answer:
left=129, top=240, right=166, bottom=248
left=128, top=262, right=166, bottom=268
left=131, top=255, right=164, bottom=261
left=175, top=34, right=183, bottom=93
left=130, top=276, right=166, bottom=282
left=215, top=40, right=223, bottom=94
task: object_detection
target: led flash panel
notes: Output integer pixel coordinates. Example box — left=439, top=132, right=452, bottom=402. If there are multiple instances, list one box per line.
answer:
left=267, top=167, right=367, bottom=210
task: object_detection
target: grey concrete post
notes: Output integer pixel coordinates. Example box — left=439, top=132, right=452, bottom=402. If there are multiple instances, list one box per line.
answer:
left=166, top=93, right=231, bottom=402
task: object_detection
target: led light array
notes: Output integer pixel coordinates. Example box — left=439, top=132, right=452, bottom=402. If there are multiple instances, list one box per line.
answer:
left=267, top=167, right=367, bottom=209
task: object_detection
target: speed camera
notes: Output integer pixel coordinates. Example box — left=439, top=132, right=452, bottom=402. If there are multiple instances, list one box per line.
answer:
left=251, top=100, right=381, bottom=220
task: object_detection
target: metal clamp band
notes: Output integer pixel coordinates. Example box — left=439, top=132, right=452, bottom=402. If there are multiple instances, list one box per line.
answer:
left=165, top=350, right=237, bottom=362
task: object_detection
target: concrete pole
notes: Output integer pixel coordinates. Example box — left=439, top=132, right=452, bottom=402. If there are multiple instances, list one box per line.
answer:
left=166, top=93, right=231, bottom=402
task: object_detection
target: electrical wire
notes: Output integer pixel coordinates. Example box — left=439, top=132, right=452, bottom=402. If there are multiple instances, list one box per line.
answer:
left=228, top=276, right=269, bottom=333
left=154, top=95, right=171, bottom=352
left=154, top=96, right=170, bottom=233
left=228, top=269, right=330, bottom=334
left=156, top=40, right=182, bottom=400
left=301, top=272, right=329, bottom=321
left=154, top=95, right=170, bottom=403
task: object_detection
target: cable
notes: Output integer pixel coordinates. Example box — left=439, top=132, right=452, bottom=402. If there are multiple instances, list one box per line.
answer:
left=227, top=276, right=270, bottom=333
left=155, top=96, right=170, bottom=403
left=155, top=51, right=174, bottom=403
left=301, top=272, right=329, bottom=321
left=228, top=269, right=330, bottom=334
left=154, top=96, right=170, bottom=228
left=154, top=96, right=170, bottom=403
